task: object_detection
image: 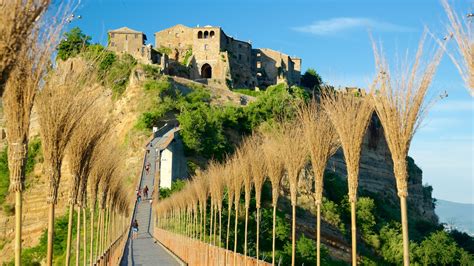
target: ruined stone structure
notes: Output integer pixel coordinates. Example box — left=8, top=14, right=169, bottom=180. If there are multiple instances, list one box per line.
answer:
left=109, top=24, right=301, bottom=88
left=108, top=27, right=168, bottom=67
left=154, top=24, right=301, bottom=88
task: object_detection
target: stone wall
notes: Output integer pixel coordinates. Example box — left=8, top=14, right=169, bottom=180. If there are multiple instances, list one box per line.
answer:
left=108, top=27, right=155, bottom=64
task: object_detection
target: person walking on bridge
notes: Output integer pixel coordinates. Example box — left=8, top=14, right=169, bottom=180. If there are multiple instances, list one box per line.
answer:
left=132, top=219, right=139, bottom=239
left=144, top=185, right=149, bottom=199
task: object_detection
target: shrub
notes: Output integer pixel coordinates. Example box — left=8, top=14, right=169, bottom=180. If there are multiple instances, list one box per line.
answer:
left=157, top=46, right=172, bottom=55
left=177, top=104, right=230, bottom=160
left=159, top=179, right=187, bottom=199
left=104, top=53, right=137, bottom=96
left=57, top=27, right=91, bottom=61
left=321, top=197, right=345, bottom=233
left=413, top=230, right=474, bottom=265
left=233, top=88, right=261, bottom=97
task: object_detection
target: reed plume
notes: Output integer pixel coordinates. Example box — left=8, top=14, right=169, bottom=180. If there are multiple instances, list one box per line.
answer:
left=441, top=0, right=473, bottom=95
left=224, top=163, right=236, bottom=264
left=371, top=32, right=444, bottom=266
left=230, top=156, right=243, bottom=266
left=261, top=125, right=286, bottom=266
left=0, top=0, right=51, bottom=91
left=249, top=134, right=266, bottom=264
left=279, top=121, right=308, bottom=266
left=321, top=90, right=373, bottom=266
left=297, top=99, right=340, bottom=266
left=36, top=59, right=100, bottom=264
left=64, top=105, right=112, bottom=265
left=2, top=7, right=66, bottom=263
left=236, top=140, right=253, bottom=264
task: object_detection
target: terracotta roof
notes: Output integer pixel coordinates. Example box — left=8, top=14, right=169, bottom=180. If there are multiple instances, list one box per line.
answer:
left=109, top=27, right=143, bottom=34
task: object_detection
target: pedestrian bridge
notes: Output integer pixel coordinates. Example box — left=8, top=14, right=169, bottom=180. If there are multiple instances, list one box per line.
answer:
left=93, top=125, right=269, bottom=265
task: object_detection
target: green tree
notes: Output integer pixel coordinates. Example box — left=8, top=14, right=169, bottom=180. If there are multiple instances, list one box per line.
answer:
left=57, top=27, right=91, bottom=61
left=413, top=231, right=473, bottom=265
left=301, top=68, right=322, bottom=90
left=177, top=104, right=230, bottom=160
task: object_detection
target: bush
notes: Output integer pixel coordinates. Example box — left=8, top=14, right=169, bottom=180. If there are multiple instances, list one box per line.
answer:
left=233, top=88, right=261, bottom=97
left=104, top=53, right=137, bottom=96
left=321, top=197, right=345, bottom=233
left=57, top=27, right=91, bottom=61
left=159, top=179, right=187, bottom=199
left=301, top=68, right=323, bottom=90
left=177, top=104, right=230, bottom=160
left=413, top=230, right=473, bottom=265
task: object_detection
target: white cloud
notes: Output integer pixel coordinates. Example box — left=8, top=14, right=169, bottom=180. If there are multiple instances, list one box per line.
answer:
left=293, top=17, right=415, bottom=36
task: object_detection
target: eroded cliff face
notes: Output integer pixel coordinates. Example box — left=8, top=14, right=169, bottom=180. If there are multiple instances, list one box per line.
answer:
left=327, top=115, right=437, bottom=223
left=291, top=114, right=437, bottom=223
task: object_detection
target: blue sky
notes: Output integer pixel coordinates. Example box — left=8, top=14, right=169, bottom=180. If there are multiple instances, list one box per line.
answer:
left=69, top=0, right=473, bottom=203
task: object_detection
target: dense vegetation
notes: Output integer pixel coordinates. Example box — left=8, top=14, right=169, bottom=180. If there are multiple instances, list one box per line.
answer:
left=57, top=28, right=137, bottom=96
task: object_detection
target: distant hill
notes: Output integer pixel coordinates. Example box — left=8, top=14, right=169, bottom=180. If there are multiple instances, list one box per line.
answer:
left=436, top=199, right=474, bottom=236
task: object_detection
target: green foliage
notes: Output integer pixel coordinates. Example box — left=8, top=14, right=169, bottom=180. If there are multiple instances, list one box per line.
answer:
left=379, top=223, right=405, bottom=264
left=159, top=179, right=187, bottom=199
left=182, top=48, right=193, bottom=65
left=379, top=223, right=473, bottom=265
left=178, top=103, right=230, bottom=160
left=243, top=83, right=306, bottom=131
left=104, top=53, right=137, bottom=96
left=357, top=197, right=379, bottom=248
left=0, top=146, right=9, bottom=205
left=233, top=88, right=261, bottom=97
left=157, top=46, right=172, bottom=55
left=57, top=27, right=91, bottom=61
left=321, top=197, right=346, bottom=233
left=142, top=64, right=161, bottom=79
left=301, top=68, right=323, bottom=90
left=412, top=231, right=473, bottom=265
left=5, top=211, right=77, bottom=265
left=0, top=138, right=42, bottom=209
left=25, top=137, right=42, bottom=175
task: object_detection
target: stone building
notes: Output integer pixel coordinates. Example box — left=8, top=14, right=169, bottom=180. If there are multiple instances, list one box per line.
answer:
left=109, top=24, right=302, bottom=88
left=107, top=27, right=167, bottom=67
left=154, top=24, right=301, bottom=88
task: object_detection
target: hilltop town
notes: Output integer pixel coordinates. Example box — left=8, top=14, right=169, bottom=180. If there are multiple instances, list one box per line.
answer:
left=107, top=24, right=302, bottom=89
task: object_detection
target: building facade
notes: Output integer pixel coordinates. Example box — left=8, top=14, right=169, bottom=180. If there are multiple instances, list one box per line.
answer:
left=109, top=25, right=301, bottom=89
left=108, top=27, right=167, bottom=67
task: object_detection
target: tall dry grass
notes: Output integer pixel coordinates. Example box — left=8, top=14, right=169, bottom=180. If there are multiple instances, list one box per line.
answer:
left=36, top=58, right=101, bottom=264
left=88, top=139, right=120, bottom=264
left=1, top=2, right=68, bottom=262
left=441, top=0, right=473, bottom=95
left=249, top=134, right=266, bottom=263
left=65, top=106, right=112, bottom=265
left=230, top=156, right=243, bottom=266
left=279, top=122, right=308, bottom=266
left=261, top=127, right=286, bottom=266
left=371, top=32, right=444, bottom=266
left=236, top=139, right=254, bottom=264
left=297, top=99, right=339, bottom=266
left=321, top=90, right=373, bottom=266
left=0, top=0, right=50, bottom=91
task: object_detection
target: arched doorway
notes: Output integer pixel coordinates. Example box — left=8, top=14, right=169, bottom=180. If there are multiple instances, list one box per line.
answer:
left=201, top=64, right=212, bottom=79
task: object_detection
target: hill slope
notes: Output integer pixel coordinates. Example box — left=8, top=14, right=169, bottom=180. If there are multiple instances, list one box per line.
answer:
left=436, top=199, right=474, bottom=236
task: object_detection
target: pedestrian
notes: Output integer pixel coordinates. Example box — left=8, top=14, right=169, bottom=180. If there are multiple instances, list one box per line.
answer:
left=144, top=185, right=149, bottom=199
left=145, top=162, right=150, bottom=175
left=132, top=219, right=139, bottom=239
left=137, top=189, right=141, bottom=203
